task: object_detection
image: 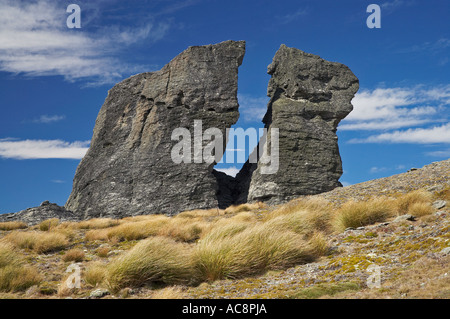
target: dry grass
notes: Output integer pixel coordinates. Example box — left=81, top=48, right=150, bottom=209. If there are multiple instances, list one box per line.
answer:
left=224, top=202, right=267, bottom=214
left=151, top=286, right=188, bottom=299
left=105, top=236, right=195, bottom=292
left=332, top=198, right=396, bottom=232
left=77, top=218, right=120, bottom=229
left=0, top=221, right=28, bottom=231
left=62, top=248, right=85, bottom=262
left=396, top=189, right=433, bottom=215
left=193, top=222, right=313, bottom=281
left=96, top=246, right=109, bottom=258
left=265, top=209, right=332, bottom=237
left=39, top=218, right=60, bottom=231
left=267, top=197, right=331, bottom=219
left=84, top=262, right=107, bottom=287
left=2, top=231, right=69, bottom=253
left=0, top=243, right=41, bottom=292
left=408, top=202, right=434, bottom=217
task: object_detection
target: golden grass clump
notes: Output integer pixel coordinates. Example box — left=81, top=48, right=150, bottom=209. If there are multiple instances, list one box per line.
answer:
left=0, top=243, right=42, bottom=292
left=193, top=222, right=313, bottom=281
left=151, top=286, right=187, bottom=299
left=0, top=221, right=28, bottom=231
left=224, top=202, right=267, bottom=214
left=408, top=202, right=434, bottom=217
left=267, top=197, right=331, bottom=219
left=158, top=219, right=209, bottom=242
left=265, top=209, right=332, bottom=237
left=39, top=218, right=60, bottom=231
left=77, top=218, right=120, bottom=229
left=105, top=236, right=195, bottom=292
left=332, top=198, right=396, bottom=232
left=395, top=189, right=433, bottom=215
left=84, top=262, right=106, bottom=287
left=62, top=248, right=85, bottom=262
left=2, top=231, right=69, bottom=254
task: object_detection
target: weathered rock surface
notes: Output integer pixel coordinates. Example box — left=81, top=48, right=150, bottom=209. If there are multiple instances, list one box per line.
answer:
left=66, top=40, right=246, bottom=218
left=238, top=44, right=359, bottom=205
left=0, top=201, right=78, bottom=226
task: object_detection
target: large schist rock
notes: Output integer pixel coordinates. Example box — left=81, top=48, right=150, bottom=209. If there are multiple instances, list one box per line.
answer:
left=236, top=44, right=359, bottom=205
left=66, top=40, right=246, bottom=218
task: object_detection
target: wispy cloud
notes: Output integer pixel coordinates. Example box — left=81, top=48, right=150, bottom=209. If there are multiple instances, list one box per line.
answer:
left=0, top=0, right=170, bottom=84
left=238, top=94, right=269, bottom=123
left=30, top=115, right=66, bottom=124
left=349, top=123, right=450, bottom=144
left=0, top=138, right=89, bottom=159
left=341, top=85, right=449, bottom=131
left=425, top=149, right=450, bottom=158
left=277, top=8, right=308, bottom=24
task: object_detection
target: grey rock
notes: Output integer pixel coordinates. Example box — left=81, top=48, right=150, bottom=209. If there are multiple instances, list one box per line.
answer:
left=440, top=247, right=450, bottom=255
left=432, top=200, right=447, bottom=210
left=89, top=288, right=110, bottom=298
left=66, top=40, right=246, bottom=218
left=239, top=44, right=359, bottom=205
left=393, top=214, right=417, bottom=222
left=0, top=202, right=78, bottom=226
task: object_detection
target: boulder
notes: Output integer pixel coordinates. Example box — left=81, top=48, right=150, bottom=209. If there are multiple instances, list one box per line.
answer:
left=0, top=202, right=78, bottom=226
left=66, top=40, right=246, bottom=218
left=238, top=44, right=359, bottom=205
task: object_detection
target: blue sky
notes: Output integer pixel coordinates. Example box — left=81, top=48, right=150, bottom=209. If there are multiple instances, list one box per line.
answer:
left=0, top=0, right=449, bottom=214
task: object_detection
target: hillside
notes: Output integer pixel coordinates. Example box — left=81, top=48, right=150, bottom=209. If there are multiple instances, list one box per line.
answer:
left=0, top=159, right=448, bottom=299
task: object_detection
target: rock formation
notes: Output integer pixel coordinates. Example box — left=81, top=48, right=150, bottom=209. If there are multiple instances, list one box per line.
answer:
left=0, top=201, right=78, bottom=226
left=0, top=41, right=359, bottom=223
left=236, top=44, right=359, bottom=205
left=65, top=40, right=246, bottom=218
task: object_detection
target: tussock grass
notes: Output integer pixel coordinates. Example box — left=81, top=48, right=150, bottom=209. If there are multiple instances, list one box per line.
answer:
left=2, top=231, right=69, bottom=253
left=85, top=262, right=106, bottom=287
left=105, top=236, right=195, bottom=292
left=224, top=202, right=267, bottom=214
left=193, top=223, right=313, bottom=281
left=0, top=243, right=41, bottom=292
left=77, top=218, right=120, bottom=229
left=408, top=202, right=434, bottom=217
left=151, top=286, right=187, bottom=299
left=265, top=209, right=332, bottom=237
left=332, top=198, right=396, bottom=232
left=176, top=208, right=225, bottom=219
left=39, top=218, right=60, bottom=231
left=396, top=189, right=433, bottom=215
left=267, top=197, right=331, bottom=219
left=0, top=221, right=28, bottom=231
left=62, top=248, right=85, bottom=262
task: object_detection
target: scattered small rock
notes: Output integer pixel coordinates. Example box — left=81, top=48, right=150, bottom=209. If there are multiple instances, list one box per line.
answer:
left=394, top=214, right=416, bottom=222
left=90, top=288, right=110, bottom=298
left=432, top=200, right=447, bottom=210
left=440, top=247, right=450, bottom=256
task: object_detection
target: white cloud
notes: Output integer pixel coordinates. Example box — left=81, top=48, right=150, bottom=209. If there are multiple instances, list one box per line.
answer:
left=370, top=166, right=388, bottom=174
left=349, top=123, right=450, bottom=144
left=0, top=138, right=90, bottom=159
left=31, top=115, right=66, bottom=124
left=341, top=85, right=449, bottom=131
left=0, top=0, right=170, bottom=83
left=425, top=149, right=450, bottom=158
left=238, top=94, right=269, bottom=122
left=214, top=166, right=240, bottom=177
